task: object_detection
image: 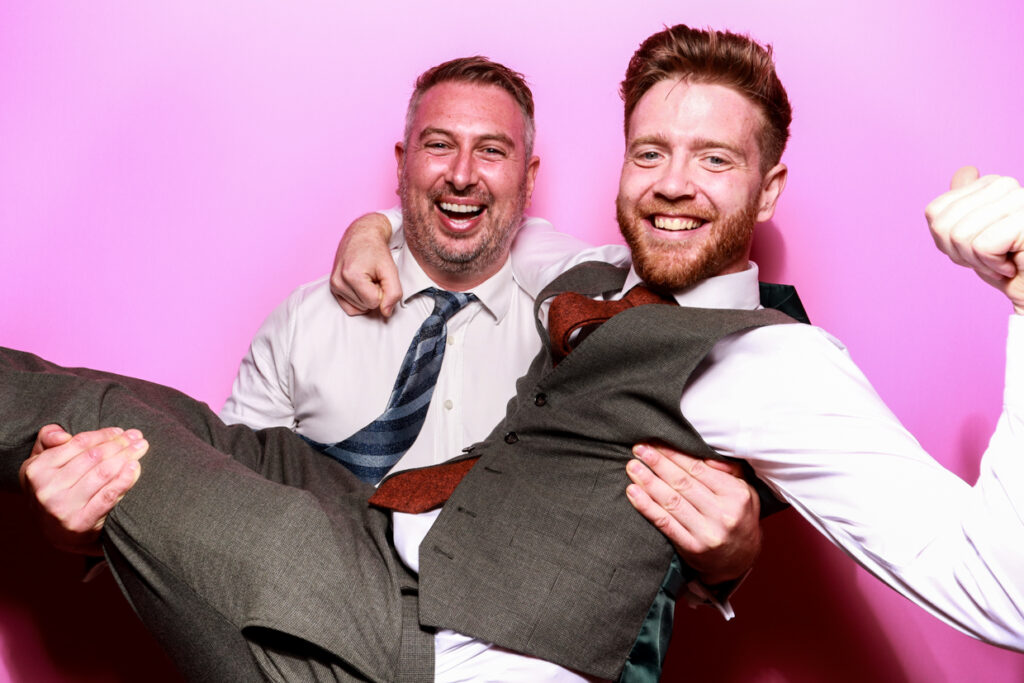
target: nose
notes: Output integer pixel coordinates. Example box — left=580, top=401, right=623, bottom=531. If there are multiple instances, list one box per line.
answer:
left=446, top=147, right=479, bottom=191
left=652, top=156, right=696, bottom=202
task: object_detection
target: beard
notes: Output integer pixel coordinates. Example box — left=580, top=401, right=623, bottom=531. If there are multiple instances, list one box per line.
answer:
left=400, top=174, right=526, bottom=279
left=616, top=197, right=757, bottom=290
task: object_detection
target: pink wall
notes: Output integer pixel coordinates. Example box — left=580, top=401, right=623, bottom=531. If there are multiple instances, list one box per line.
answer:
left=1, top=1, right=1022, bottom=680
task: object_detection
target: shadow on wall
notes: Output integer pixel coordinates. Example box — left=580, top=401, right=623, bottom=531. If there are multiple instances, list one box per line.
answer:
left=664, top=510, right=913, bottom=682
left=750, top=220, right=787, bottom=284
left=0, top=494, right=183, bottom=683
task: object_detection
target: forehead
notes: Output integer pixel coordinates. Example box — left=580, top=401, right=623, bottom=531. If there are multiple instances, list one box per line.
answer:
left=412, top=81, right=526, bottom=145
left=627, top=79, right=763, bottom=156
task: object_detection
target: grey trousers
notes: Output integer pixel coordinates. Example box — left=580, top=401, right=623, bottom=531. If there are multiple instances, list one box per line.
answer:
left=0, top=347, right=434, bottom=683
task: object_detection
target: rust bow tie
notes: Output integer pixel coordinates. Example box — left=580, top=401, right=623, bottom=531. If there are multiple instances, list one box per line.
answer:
left=546, top=284, right=677, bottom=365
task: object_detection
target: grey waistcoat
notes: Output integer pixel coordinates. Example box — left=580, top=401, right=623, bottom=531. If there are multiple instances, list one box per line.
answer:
left=416, top=262, right=795, bottom=680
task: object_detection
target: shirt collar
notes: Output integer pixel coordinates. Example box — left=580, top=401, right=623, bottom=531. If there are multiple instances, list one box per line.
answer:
left=620, top=261, right=762, bottom=311
left=395, top=243, right=514, bottom=323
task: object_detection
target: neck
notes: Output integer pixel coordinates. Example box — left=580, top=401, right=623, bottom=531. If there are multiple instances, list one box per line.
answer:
left=411, top=251, right=505, bottom=292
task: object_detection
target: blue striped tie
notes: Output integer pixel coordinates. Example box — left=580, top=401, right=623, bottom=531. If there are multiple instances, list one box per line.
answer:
left=302, top=288, right=478, bottom=483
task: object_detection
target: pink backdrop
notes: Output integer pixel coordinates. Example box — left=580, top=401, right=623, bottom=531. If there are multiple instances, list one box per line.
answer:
left=2, top=1, right=1023, bottom=681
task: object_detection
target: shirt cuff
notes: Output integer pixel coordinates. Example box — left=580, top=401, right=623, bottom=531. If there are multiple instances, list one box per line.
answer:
left=379, top=206, right=404, bottom=249
left=682, top=570, right=751, bottom=621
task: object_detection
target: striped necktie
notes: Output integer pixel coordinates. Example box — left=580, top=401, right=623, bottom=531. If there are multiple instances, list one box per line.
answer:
left=302, top=287, right=478, bottom=483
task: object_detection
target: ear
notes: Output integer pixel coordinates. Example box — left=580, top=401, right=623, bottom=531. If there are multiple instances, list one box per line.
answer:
left=394, top=142, right=406, bottom=187
left=755, top=163, right=787, bottom=222
left=523, top=155, right=541, bottom=208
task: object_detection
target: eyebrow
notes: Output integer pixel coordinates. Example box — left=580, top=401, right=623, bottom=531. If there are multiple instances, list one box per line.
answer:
left=418, top=127, right=517, bottom=150
left=628, top=134, right=748, bottom=161
left=689, top=137, right=748, bottom=160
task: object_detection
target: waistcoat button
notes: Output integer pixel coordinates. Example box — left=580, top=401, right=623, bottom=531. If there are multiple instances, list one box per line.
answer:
left=504, top=431, right=519, bottom=444
left=534, top=393, right=547, bottom=407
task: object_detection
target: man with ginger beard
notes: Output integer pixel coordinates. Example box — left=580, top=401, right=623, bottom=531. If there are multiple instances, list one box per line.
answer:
left=6, top=23, right=1024, bottom=683
left=328, top=21, right=1024, bottom=662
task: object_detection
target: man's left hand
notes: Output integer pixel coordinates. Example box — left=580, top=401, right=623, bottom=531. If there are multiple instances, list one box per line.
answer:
left=626, top=443, right=761, bottom=586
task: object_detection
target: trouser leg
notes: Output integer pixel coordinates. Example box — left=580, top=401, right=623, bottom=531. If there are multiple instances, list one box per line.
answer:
left=0, top=347, right=432, bottom=682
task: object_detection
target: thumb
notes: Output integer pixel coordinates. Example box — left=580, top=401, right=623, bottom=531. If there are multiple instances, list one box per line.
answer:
left=33, top=424, right=71, bottom=455
left=703, top=458, right=745, bottom=478
left=376, top=260, right=403, bottom=318
left=951, top=165, right=980, bottom=191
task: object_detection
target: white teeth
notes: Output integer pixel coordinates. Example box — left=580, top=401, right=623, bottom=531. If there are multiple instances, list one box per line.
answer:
left=653, top=216, right=703, bottom=231
left=439, top=202, right=483, bottom=214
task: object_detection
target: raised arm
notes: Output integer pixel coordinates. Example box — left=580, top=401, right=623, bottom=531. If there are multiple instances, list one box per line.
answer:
left=509, top=219, right=631, bottom=298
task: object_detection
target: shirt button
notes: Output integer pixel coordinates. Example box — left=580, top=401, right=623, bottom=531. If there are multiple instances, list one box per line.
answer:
left=504, top=431, right=519, bottom=444
left=534, top=393, right=547, bottom=407
left=446, top=335, right=455, bottom=346
left=444, top=399, right=454, bottom=410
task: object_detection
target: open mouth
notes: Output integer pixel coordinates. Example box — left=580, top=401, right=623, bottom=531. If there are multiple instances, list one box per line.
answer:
left=439, top=201, right=485, bottom=220
left=651, top=215, right=708, bottom=231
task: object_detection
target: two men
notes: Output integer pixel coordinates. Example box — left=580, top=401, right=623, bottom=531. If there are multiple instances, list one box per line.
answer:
left=17, top=49, right=764, bottom=681
left=8, top=22, right=1024, bottom=682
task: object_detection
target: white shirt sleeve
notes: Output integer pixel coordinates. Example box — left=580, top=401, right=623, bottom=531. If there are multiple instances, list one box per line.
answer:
left=509, top=218, right=632, bottom=299
left=219, top=286, right=303, bottom=429
left=379, top=206, right=405, bottom=249
left=682, top=317, right=1024, bottom=648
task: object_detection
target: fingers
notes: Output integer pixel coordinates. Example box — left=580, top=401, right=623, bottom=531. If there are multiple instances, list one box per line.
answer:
left=626, top=444, right=762, bottom=584
left=622, top=450, right=704, bottom=552
left=947, top=187, right=1024, bottom=279
left=330, top=268, right=382, bottom=315
left=925, top=171, right=1024, bottom=311
left=625, top=444, right=729, bottom=550
left=633, top=443, right=746, bottom=498
left=926, top=172, right=1001, bottom=221
left=378, top=271, right=403, bottom=318
left=625, top=468, right=699, bottom=553
left=329, top=212, right=403, bottom=317
left=26, top=429, right=147, bottom=505
left=23, top=426, right=127, bottom=477
left=20, top=428, right=149, bottom=554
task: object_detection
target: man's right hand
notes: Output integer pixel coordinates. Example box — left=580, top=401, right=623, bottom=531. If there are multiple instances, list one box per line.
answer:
left=626, top=443, right=762, bottom=587
left=926, top=167, right=1024, bottom=313
left=19, top=425, right=148, bottom=556
left=329, top=212, right=403, bottom=317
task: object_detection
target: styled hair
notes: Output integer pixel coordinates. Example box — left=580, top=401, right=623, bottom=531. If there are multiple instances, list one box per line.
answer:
left=404, top=56, right=536, bottom=159
left=620, top=24, right=792, bottom=173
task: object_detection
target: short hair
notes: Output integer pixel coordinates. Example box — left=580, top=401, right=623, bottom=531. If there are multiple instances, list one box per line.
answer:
left=620, top=24, right=792, bottom=173
left=404, top=56, right=536, bottom=159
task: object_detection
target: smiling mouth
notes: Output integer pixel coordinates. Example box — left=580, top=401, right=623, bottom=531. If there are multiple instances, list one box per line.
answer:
left=651, top=215, right=707, bottom=231
left=438, top=201, right=485, bottom=220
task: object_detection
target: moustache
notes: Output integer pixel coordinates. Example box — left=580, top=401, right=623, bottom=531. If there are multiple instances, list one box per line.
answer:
left=429, top=183, right=493, bottom=205
left=631, top=201, right=719, bottom=222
